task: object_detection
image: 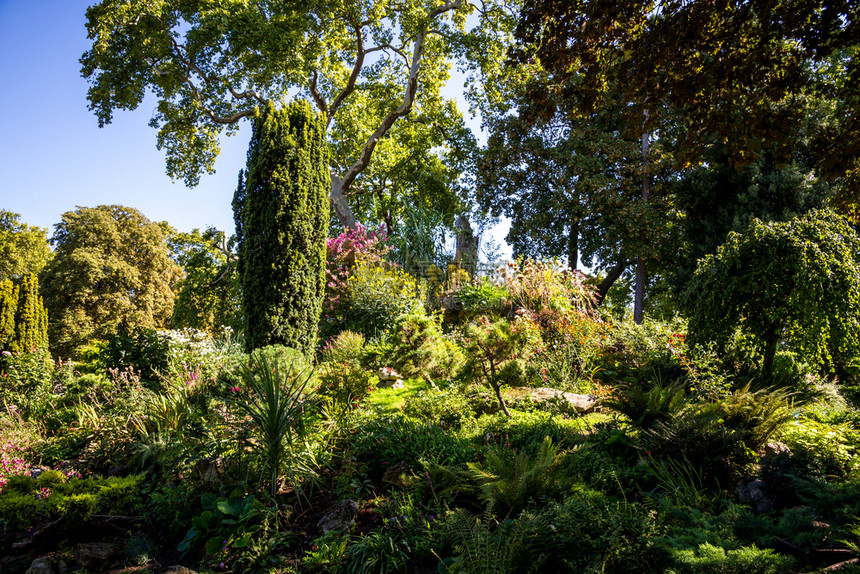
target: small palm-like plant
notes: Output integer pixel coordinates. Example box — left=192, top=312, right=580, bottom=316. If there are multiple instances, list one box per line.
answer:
left=230, top=352, right=311, bottom=501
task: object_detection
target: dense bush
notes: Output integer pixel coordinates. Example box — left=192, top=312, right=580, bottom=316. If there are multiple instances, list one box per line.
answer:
left=344, top=261, right=425, bottom=338
left=386, top=312, right=463, bottom=381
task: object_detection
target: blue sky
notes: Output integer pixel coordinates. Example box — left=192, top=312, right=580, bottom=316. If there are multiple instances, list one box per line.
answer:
left=0, top=0, right=509, bottom=256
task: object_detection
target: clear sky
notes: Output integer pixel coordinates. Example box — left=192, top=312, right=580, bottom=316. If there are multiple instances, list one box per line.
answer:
left=0, top=0, right=510, bottom=256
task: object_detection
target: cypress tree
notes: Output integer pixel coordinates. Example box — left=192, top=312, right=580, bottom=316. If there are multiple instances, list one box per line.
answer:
left=234, top=101, right=330, bottom=355
left=0, top=279, right=18, bottom=350
left=10, top=274, right=48, bottom=353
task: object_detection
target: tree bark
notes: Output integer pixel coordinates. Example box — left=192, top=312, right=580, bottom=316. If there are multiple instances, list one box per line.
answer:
left=634, top=108, right=650, bottom=324
left=330, top=172, right=357, bottom=229
left=568, top=217, right=579, bottom=271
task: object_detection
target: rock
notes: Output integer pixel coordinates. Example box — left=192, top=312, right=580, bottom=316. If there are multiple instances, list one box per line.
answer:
left=28, top=466, right=51, bottom=479
left=74, top=542, right=121, bottom=571
left=162, top=566, right=199, bottom=574
left=762, top=442, right=792, bottom=458
left=25, top=557, right=54, bottom=574
left=196, top=456, right=231, bottom=487
left=377, top=367, right=405, bottom=389
left=382, top=462, right=410, bottom=489
left=527, top=387, right=600, bottom=414
left=737, top=478, right=774, bottom=514
left=317, top=499, right=359, bottom=533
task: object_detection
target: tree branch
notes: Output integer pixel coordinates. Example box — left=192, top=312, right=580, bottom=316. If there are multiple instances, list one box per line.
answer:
left=338, top=0, right=463, bottom=195
left=327, top=24, right=369, bottom=125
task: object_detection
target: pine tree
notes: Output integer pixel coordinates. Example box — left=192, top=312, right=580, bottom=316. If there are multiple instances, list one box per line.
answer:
left=0, top=279, right=19, bottom=350
left=234, top=101, right=329, bottom=355
left=10, top=274, right=48, bottom=353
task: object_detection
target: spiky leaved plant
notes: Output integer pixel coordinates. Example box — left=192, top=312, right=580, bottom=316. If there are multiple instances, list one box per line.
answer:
left=230, top=351, right=311, bottom=502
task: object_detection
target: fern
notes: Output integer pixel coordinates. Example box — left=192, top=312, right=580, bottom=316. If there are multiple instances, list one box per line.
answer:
left=467, top=436, right=572, bottom=517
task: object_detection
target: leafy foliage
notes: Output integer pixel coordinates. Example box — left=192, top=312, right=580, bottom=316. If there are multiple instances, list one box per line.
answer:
left=686, top=209, right=860, bottom=377
left=40, top=205, right=181, bottom=358
left=0, top=211, right=52, bottom=282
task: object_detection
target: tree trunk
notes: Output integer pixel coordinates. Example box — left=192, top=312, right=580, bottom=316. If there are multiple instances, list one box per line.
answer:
left=568, top=217, right=579, bottom=271
left=330, top=172, right=357, bottom=229
left=594, top=260, right=628, bottom=306
left=634, top=108, right=650, bottom=325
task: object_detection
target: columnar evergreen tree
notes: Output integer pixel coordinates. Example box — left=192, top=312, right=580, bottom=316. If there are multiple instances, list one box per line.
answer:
left=9, top=274, right=48, bottom=354
left=0, top=279, right=19, bottom=349
left=234, top=101, right=329, bottom=355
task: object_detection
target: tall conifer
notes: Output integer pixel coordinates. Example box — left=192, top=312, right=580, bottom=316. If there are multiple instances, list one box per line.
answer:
left=0, top=279, right=18, bottom=350
left=234, top=101, right=329, bottom=355
left=10, top=274, right=48, bottom=353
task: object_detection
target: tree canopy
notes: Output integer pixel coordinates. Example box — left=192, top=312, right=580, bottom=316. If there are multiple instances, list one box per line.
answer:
left=81, top=0, right=476, bottom=229
left=0, top=211, right=52, bottom=282
left=40, top=205, right=181, bottom=357
left=685, top=209, right=860, bottom=378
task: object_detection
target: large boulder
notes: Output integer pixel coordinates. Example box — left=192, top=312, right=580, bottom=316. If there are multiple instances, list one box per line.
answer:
left=317, top=499, right=359, bottom=533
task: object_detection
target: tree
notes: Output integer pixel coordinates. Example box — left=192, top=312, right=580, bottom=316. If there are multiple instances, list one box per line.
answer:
left=40, top=205, right=182, bottom=358
left=0, top=211, right=52, bottom=282
left=81, top=0, right=475, bottom=230
left=8, top=275, right=49, bottom=354
left=234, top=101, right=329, bottom=355
left=685, top=209, right=860, bottom=378
left=0, top=280, right=19, bottom=350
left=167, top=226, right=240, bottom=334
left=512, top=0, right=860, bottom=320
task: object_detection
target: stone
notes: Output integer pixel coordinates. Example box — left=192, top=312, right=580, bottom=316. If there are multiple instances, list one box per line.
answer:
left=317, top=499, right=359, bottom=533
left=737, top=478, right=774, bottom=514
left=162, top=566, right=199, bottom=574
left=74, top=542, right=121, bottom=571
left=762, top=442, right=793, bottom=458
left=527, top=387, right=600, bottom=414
left=377, top=367, right=405, bottom=389
left=25, top=557, right=54, bottom=574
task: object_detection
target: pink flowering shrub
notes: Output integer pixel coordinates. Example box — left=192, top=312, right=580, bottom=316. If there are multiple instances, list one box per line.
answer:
left=0, top=423, right=37, bottom=491
left=323, top=225, right=389, bottom=336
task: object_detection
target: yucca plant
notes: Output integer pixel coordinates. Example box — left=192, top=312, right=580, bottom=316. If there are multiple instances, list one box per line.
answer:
left=230, top=352, right=311, bottom=502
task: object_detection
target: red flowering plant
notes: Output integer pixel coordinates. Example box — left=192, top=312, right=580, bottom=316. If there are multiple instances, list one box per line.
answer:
left=322, top=224, right=389, bottom=338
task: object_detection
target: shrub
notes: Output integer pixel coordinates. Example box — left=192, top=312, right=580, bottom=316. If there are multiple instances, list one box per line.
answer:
left=320, top=330, right=366, bottom=365
left=101, top=324, right=170, bottom=388
left=0, top=348, right=54, bottom=419
left=669, top=542, right=794, bottom=574
left=386, top=312, right=463, bottom=381
left=457, top=315, right=533, bottom=416
left=317, top=361, right=376, bottom=407
left=345, top=261, right=425, bottom=338
left=322, top=224, right=390, bottom=336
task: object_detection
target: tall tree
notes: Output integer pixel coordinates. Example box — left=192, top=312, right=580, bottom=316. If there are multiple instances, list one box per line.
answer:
left=512, top=0, right=860, bottom=320
left=0, top=280, right=19, bottom=351
left=234, top=101, right=329, bottom=355
left=0, top=211, right=52, bottom=282
left=40, top=205, right=181, bottom=357
left=81, top=0, right=475, bottom=230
